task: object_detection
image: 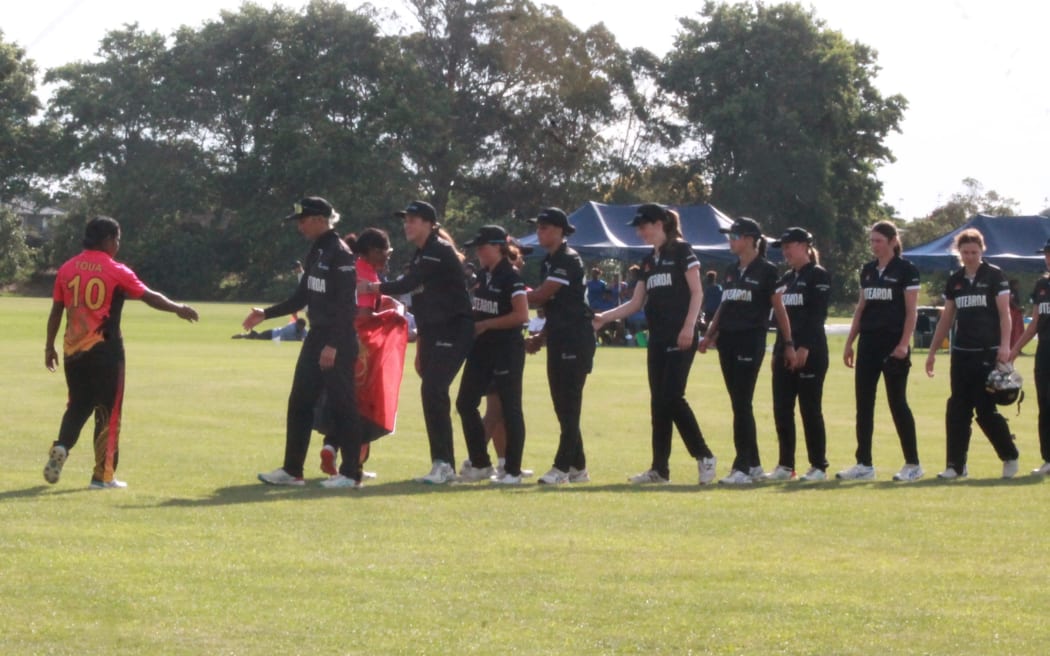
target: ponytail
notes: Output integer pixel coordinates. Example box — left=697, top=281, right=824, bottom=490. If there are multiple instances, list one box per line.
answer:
left=435, top=225, right=466, bottom=263
left=808, top=245, right=820, bottom=265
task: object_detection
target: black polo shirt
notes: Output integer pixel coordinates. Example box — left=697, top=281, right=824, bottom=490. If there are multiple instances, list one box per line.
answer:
left=1031, top=276, right=1050, bottom=343
left=776, top=261, right=831, bottom=352
left=472, top=258, right=526, bottom=346
left=640, top=239, right=699, bottom=343
left=717, top=256, right=779, bottom=333
left=379, top=230, right=472, bottom=329
left=858, top=256, right=921, bottom=334
left=944, top=261, right=1009, bottom=351
left=541, top=242, right=593, bottom=336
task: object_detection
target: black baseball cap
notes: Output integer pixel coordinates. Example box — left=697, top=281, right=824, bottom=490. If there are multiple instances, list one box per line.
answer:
left=527, top=207, right=575, bottom=235
left=464, top=225, right=513, bottom=247
left=394, top=200, right=437, bottom=223
left=771, top=227, right=814, bottom=248
left=719, top=217, right=763, bottom=238
left=628, top=203, right=667, bottom=227
left=1036, top=238, right=1050, bottom=254
left=284, top=196, right=333, bottom=221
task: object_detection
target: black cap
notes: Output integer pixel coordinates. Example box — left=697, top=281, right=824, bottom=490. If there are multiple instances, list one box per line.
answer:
left=718, top=216, right=763, bottom=238
left=284, top=196, right=333, bottom=221
left=527, top=207, right=575, bottom=235
left=464, top=224, right=513, bottom=247
left=771, top=227, right=814, bottom=248
left=1036, top=238, right=1050, bottom=254
left=394, top=200, right=437, bottom=223
left=628, top=203, right=667, bottom=227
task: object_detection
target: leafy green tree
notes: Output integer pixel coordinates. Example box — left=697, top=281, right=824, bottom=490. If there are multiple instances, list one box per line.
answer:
left=660, top=1, right=906, bottom=300
left=0, top=205, right=35, bottom=284
left=0, top=32, right=43, bottom=201
left=903, top=177, right=1020, bottom=247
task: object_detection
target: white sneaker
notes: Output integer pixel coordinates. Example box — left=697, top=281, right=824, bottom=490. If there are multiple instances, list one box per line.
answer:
left=799, top=468, right=826, bottom=481
left=258, top=468, right=305, bottom=486
left=418, top=461, right=456, bottom=485
left=719, top=469, right=753, bottom=485
left=459, top=459, right=473, bottom=476
left=538, top=467, right=570, bottom=485
left=748, top=466, right=766, bottom=482
left=1031, top=462, right=1050, bottom=476
left=459, top=463, right=496, bottom=482
left=892, top=463, right=924, bottom=482
left=89, top=479, right=127, bottom=489
left=628, top=469, right=669, bottom=484
left=937, top=466, right=968, bottom=479
left=362, top=471, right=377, bottom=480
left=320, top=474, right=363, bottom=489
left=520, top=468, right=534, bottom=478
left=836, top=464, right=875, bottom=480
left=491, top=472, right=522, bottom=485
left=43, top=444, right=67, bottom=485
left=698, top=456, right=717, bottom=485
left=1002, top=459, right=1019, bottom=479
left=765, top=465, right=796, bottom=481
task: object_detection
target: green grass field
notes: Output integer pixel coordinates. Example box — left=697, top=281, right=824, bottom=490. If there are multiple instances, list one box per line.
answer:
left=3, top=296, right=1049, bottom=655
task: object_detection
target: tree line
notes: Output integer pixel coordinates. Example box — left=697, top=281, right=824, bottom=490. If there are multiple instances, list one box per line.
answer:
left=2, top=0, right=1006, bottom=303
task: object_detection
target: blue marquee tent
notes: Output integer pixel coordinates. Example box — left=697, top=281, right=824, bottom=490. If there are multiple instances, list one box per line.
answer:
left=516, top=201, right=769, bottom=267
left=902, top=214, right=1050, bottom=273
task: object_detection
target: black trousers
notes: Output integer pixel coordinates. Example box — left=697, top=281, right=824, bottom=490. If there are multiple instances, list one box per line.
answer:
left=945, top=350, right=1018, bottom=473
left=772, top=347, right=829, bottom=471
left=647, top=336, right=712, bottom=479
left=418, top=318, right=474, bottom=466
left=284, top=330, right=362, bottom=479
left=57, top=347, right=125, bottom=483
left=854, top=331, right=919, bottom=466
left=457, top=336, right=525, bottom=475
left=547, top=334, right=595, bottom=472
left=716, top=329, right=766, bottom=472
left=1036, top=345, right=1050, bottom=462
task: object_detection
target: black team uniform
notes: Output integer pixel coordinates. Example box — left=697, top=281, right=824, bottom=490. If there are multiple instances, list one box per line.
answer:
left=941, top=262, right=1018, bottom=474
left=1029, top=276, right=1050, bottom=466
left=716, top=255, right=779, bottom=475
left=853, top=256, right=920, bottom=467
left=541, top=242, right=595, bottom=476
left=640, top=239, right=714, bottom=480
left=456, top=258, right=527, bottom=476
left=772, top=261, right=831, bottom=474
left=379, top=230, right=473, bottom=468
left=262, top=230, right=363, bottom=481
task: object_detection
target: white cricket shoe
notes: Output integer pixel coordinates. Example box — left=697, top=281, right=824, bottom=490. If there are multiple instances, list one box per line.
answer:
left=1002, top=459, right=1019, bottom=479
left=892, top=464, right=924, bottom=482
left=490, top=472, right=522, bottom=485
left=538, top=467, right=570, bottom=485
left=799, top=468, right=827, bottom=481
left=43, top=444, right=67, bottom=485
left=89, top=479, right=127, bottom=489
left=937, top=466, right=968, bottom=479
left=459, top=463, right=496, bottom=482
left=258, top=468, right=305, bottom=486
left=719, top=469, right=753, bottom=485
left=764, top=465, right=796, bottom=481
left=698, top=456, right=717, bottom=485
left=1031, top=462, right=1050, bottom=476
left=836, top=464, right=875, bottom=480
left=748, top=466, right=766, bottom=482
left=628, top=469, right=669, bottom=484
left=568, top=467, right=590, bottom=483
left=418, top=461, right=456, bottom=485
left=320, top=474, right=363, bottom=489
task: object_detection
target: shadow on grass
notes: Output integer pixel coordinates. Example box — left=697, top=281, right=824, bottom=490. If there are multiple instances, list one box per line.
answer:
left=773, top=474, right=1046, bottom=493
left=0, top=485, right=122, bottom=500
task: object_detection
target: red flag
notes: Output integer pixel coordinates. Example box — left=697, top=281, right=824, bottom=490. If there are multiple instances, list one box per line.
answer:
left=354, top=301, right=409, bottom=441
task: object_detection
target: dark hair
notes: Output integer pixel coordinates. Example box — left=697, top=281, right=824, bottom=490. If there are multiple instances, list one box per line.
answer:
left=808, top=245, right=821, bottom=265
left=434, top=225, right=466, bottom=263
left=662, top=208, right=684, bottom=241
left=83, top=216, right=120, bottom=250
left=705, top=270, right=717, bottom=283
left=345, top=227, right=390, bottom=256
left=871, top=220, right=902, bottom=256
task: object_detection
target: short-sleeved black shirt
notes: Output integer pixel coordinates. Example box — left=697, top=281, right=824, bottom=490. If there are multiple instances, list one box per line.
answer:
left=379, top=230, right=472, bottom=329
left=776, top=261, right=831, bottom=353
left=472, top=258, right=526, bottom=347
left=640, top=239, right=699, bottom=343
left=943, top=261, right=1009, bottom=351
left=541, top=242, right=593, bottom=337
left=858, top=256, right=921, bottom=335
left=1030, top=275, right=1050, bottom=345
left=717, top=256, right=779, bottom=333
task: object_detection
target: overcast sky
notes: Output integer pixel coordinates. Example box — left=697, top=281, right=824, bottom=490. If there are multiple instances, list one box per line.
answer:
left=6, top=0, right=1049, bottom=218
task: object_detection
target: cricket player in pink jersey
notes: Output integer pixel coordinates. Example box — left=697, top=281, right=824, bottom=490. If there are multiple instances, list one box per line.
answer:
left=43, top=216, right=198, bottom=489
